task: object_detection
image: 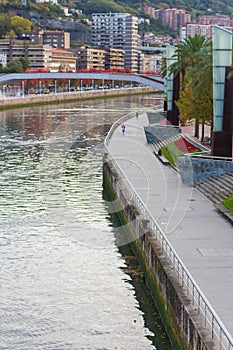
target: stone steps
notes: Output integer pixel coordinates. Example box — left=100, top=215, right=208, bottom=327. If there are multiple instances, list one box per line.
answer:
left=196, top=173, right=233, bottom=204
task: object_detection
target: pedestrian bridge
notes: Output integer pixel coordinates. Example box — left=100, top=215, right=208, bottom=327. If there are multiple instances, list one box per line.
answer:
left=0, top=72, right=164, bottom=91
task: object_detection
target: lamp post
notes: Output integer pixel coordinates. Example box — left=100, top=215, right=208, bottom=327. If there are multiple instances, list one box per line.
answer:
left=22, top=81, right=25, bottom=98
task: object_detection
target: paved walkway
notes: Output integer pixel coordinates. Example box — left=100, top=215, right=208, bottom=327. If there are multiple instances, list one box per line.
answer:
left=107, top=113, right=233, bottom=344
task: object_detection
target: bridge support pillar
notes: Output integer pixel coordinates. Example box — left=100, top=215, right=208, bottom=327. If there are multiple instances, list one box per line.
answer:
left=212, top=66, right=233, bottom=157
left=167, top=74, right=180, bottom=126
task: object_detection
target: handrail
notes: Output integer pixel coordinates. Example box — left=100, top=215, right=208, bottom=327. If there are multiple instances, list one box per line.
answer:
left=104, top=111, right=233, bottom=350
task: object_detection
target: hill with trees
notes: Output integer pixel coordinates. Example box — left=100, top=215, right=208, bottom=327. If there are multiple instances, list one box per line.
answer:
left=0, top=0, right=232, bottom=41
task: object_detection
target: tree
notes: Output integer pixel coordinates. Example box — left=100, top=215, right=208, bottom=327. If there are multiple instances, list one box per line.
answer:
left=167, top=35, right=212, bottom=138
left=169, top=35, right=212, bottom=91
left=2, top=59, right=23, bottom=73
left=10, top=15, right=32, bottom=34
left=0, top=13, right=11, bottom=38
left=19, top=57, right=30, bottom=71
left=176, top=83, right=213, bottom=142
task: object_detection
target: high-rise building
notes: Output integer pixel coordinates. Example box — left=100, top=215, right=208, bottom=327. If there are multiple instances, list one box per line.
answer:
left=92, top=13, right=138, bottom=72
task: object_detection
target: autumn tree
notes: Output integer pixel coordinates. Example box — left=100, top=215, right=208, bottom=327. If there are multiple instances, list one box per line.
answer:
left=176, top=83, right=213, bottom=142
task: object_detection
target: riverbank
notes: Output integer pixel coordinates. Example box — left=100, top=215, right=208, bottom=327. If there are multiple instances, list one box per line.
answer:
left=0, top=87, right=159, bottom=111
left=104, top=111, right=233, bottom=350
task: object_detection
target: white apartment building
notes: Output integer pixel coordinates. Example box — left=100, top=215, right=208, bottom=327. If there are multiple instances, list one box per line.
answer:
left=139, top=53, right=163, bottom=73
left=35, top=0, right=58, bottom=3
left=92, top=13, right=138, bottom=72
left=0, top=51, right=7, bottom=67
left=185, top=23, right=233, bottom=39
left=185, top=23, right=212, bottom=38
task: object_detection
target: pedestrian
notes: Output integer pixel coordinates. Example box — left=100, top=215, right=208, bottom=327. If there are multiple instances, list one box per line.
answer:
left=136, top=112, right=138, bottom=118
left=121, top=124, right=126, bottom=135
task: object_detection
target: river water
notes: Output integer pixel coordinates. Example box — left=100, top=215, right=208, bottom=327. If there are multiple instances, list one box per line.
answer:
left=0, top=95, right=173, bottom=349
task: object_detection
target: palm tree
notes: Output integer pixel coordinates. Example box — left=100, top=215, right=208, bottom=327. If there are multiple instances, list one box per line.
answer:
left=169, top=34, right=212, bottom=90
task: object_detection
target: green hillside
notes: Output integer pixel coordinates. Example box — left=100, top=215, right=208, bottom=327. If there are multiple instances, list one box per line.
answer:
left=0, top=0, right=232, bottom=40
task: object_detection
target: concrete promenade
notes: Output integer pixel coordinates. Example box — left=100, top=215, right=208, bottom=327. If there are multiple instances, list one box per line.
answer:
left=107, top=112, right=233, bottom=347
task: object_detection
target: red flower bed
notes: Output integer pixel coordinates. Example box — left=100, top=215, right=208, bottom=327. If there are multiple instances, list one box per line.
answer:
left=174, top=136, right=201, bottom=153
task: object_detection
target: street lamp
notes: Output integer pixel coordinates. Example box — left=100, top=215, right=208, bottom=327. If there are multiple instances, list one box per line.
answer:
left=22, top=81, right=25, bottom=98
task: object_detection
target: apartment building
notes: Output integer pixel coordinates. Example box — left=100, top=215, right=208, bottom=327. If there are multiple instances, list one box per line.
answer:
left=185, top=24, right=212, bottom=38
left=105, top=48, right=124, bottom=70
left=35, top=0, right=58, bottom=3
left=154, top=8, right=191, bottom=30
left=184, top=22, right=233, bottom=39
left=139, top=6, right=156, bottom=18
left=73, top=46, right=124, bottom=71
left=50, top=48, right=76, bottom=72
left=21, top=30, right=70, bottom=49
left=0, top=39, right=51, bottom=70
left=138, top=52, right=163, bottom=73
left=0, top=39, right=75, bottom=71
left=92, top=13, right=138, bottom=72
left=74, top=47, right=106, bottom=70
left=0, top=51, right=7, bottom=67
left=198, top=14, right=231, bottom=26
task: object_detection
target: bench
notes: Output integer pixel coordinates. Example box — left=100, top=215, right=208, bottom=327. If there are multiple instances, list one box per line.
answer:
left=154, top=150, right=170, bottom=165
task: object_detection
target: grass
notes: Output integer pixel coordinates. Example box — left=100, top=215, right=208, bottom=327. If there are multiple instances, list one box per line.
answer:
left=161, top=136, right=201, bottom=165
left=222, top=195, right=233, bottom=212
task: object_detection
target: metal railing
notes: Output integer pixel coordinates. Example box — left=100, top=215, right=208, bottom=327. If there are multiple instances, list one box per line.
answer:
left=104, top=110, right=233, bottom=350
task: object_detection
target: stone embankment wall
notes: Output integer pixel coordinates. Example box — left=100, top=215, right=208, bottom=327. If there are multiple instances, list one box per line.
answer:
left=103, top=159, right=216, bottom=350
left=0, top=87, right=156, bottom=109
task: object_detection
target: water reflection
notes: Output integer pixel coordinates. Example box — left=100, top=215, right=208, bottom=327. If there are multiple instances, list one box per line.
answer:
left=0, top=95, right=172, bottom=349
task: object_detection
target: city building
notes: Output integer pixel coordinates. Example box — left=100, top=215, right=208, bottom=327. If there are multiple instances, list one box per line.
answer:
left=35, top=0, right=58, bottom=3
left=198, top=14, right=231, bottom=26
left=0, top=39, right=51, bottom=70
left=92, top=13, right=138, bottom=72
left=185, top=23, right=213, bottom=39
left=105, top=47, right=124, bottom=70
left=0, top=51, right=7, bottom=67
left=138, top=52, right=163, bottom=73
left=21, top=30, right=70, bottom=49
left=50, top=48, right=76, bottom=72
left=74, top=46, right=106, bottom=71
left=183, top=23, right=233, bottom=39
left=154, top=8, right=191, bottom=30
left=0, top=39, right=76, bottom=71
left=73, top=46, right=124, bottom=71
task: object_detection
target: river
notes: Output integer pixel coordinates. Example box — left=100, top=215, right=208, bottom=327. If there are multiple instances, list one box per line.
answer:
left=0, top=94, right=173, bottom=349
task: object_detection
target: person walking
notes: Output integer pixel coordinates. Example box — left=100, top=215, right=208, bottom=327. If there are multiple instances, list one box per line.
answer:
left=121, top=124, right=126, bottom=135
